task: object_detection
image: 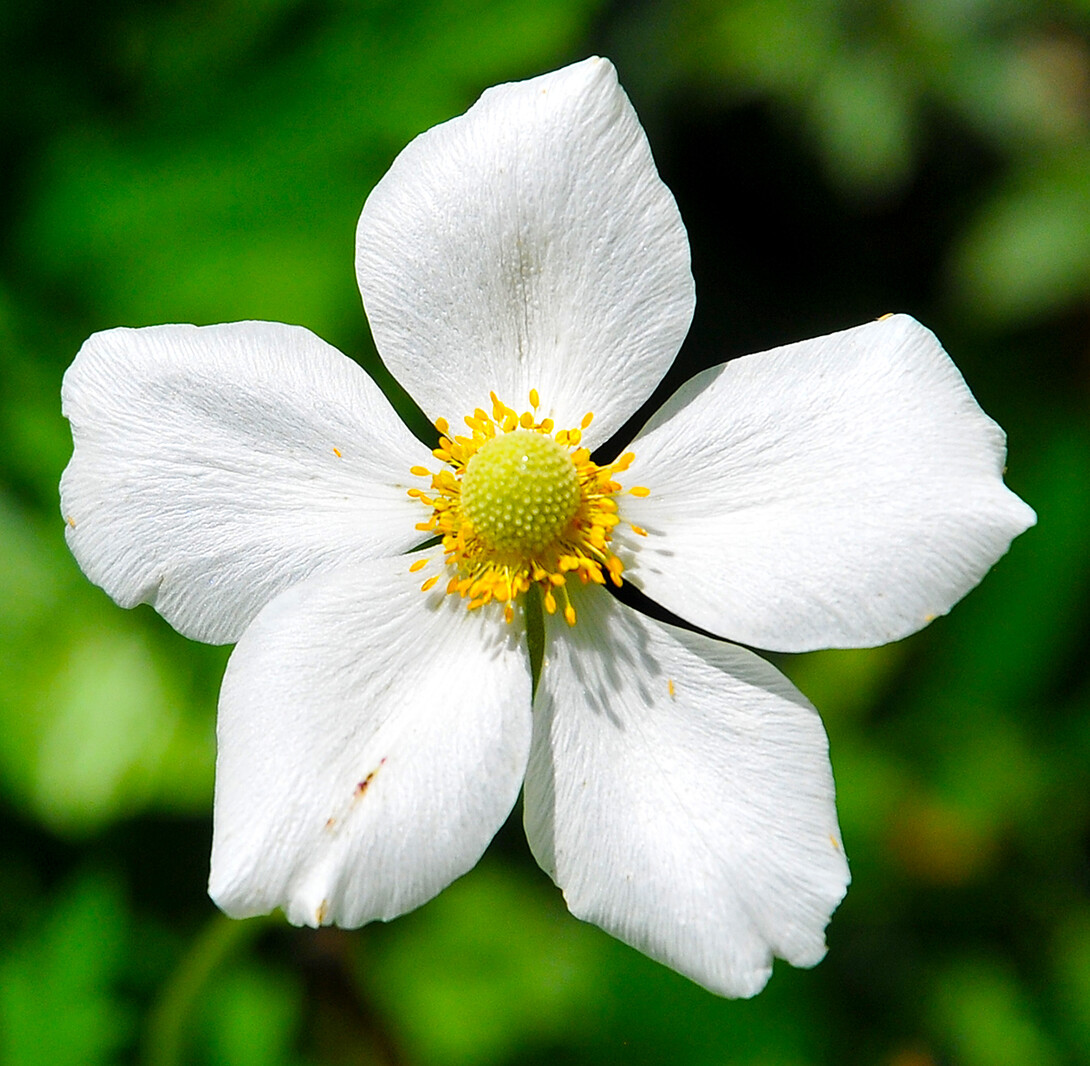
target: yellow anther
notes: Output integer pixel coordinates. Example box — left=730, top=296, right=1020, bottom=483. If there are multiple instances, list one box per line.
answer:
left=409, top=558, right=428, bottom=573
left=421, top=576, right=439, bottom=592
left=629, top=485, right=650, bottom=497
left=435, top=417, right=449, bottom=434
left=529, top=388, right=540, bottom=408
left=410, top=465, right=431, bottom=477
left=581, top=412, right=594, bottom=429
left=564, top=605, right=576, bottom=626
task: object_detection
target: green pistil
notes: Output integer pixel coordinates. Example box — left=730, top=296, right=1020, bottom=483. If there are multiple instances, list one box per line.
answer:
left=460, top=430, right=580, bottom=555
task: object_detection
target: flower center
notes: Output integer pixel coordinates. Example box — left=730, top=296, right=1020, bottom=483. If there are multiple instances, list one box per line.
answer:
left=406, top=391, right=649, bottom=625
left=460, top=430, right=580, bottom=555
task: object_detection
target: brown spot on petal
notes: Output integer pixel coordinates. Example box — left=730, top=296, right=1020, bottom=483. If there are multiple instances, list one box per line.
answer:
left=354, top=757, right=387, bottom=799
left=315, top=899, right=329, bottom=924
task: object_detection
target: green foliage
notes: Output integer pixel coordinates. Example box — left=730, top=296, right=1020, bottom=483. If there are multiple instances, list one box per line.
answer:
left=2, top=0, right=1088, bottom=1063
left=0, top=873, right=133, bottom=1066
left=360, top=861, right=607, bottom=1065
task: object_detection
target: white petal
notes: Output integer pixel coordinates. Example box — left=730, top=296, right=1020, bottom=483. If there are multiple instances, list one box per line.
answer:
left=355, top=57, right=693, bottom=448
left=209, top=554, right=533, bottom=927
left=523, top=587, right=849, bottom=998
left=619, top=315, right=1037, bottom=652
left=61, top=322, right=433, bottom=644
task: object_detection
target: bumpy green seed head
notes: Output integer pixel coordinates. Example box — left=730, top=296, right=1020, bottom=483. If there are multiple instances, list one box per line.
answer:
left=460, top=430, right=580, bottom=555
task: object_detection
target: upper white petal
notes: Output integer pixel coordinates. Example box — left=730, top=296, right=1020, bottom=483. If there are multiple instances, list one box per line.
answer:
left=523, top=587, right=849, bottom=998
left=61, top=322, right=433, bottom=644
left=209, top=554, right=533, bottom=927
left=355, top=56, right=694, bottom=448
left=618, top=315, right=1037, bottom=652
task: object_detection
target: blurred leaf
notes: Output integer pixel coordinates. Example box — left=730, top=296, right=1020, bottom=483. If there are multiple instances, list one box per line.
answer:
left=0, top=492, right=67, bottom=641
left=781, top=643, right=907, bottom=726
left=0, top=286, right=74, bottom=507
left=145, top=914, right=274, bottom=1066
left=0, top=871, right=132, bottom=1066
left=361, top=858, right=607, bottom=1066
left=699, top=0, right=839, bottom=96
left=22, top=617, right=214, bottom=833
left=1051, top=908, right=1090, bottom=1054
left=950, top=146, right=1090, bottom=323
left=0, top=494, right=214, bottom=832
left=18, top=0, right=602, bottom=337
left=827, top=735, right=914, bottom=859
left=929, top=957, right=1062, bottom=1066
left=197, top=962, right=302, bottom=1066
left=807, top=46, right=917, bottom=195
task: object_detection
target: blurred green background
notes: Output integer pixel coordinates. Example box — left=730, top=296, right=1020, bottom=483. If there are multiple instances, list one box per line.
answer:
left=2, top=0, right=1088, bottom=1063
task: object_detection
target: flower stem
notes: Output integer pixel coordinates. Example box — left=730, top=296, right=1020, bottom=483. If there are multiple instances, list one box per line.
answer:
left=143, top=911, right=269, bottom=1066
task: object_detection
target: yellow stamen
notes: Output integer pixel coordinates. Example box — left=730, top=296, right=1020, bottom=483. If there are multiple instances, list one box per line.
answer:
left=407, top=392, right=646, bottom=625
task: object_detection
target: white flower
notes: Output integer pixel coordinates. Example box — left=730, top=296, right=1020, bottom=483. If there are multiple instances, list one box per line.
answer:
left=59, top=57, right=1035, bottom=998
